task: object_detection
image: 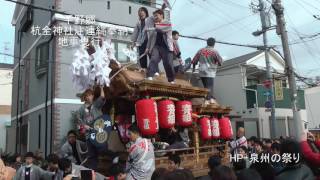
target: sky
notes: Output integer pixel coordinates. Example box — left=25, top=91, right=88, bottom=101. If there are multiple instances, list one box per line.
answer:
left=169, top=0, right=320, bottom=78
left=0, top=0, right=320, bottom=77
left=0, top=0, right=15, bottom=64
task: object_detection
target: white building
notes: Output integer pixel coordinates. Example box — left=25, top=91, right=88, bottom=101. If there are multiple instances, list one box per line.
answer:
left=305, top=86, right=320, bottom=129
left=214, top=50, right=307, bottom=138
left=0, top=63, right=13, bottom=153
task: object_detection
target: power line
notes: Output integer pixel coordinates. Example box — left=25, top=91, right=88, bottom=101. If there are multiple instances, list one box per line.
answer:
left=0, top=51, right=259, bottom=77
left=218, top=0, right=250, bottom=9
left=286, top=15, right=320, bottom=67
left=289, top=44, right=301, bottom=75
left=179, top=35, right=268, bottom=49
left=188, top=0, right=249, bottom=33
left=289, top=35, right=320, bottom=45
left=5, top=0, right=265, bottom=49
left=171, top=0, right=177, bottom=8
left=305, top=95, right=316, bottom=126
left=0, top=52, right=72, bottom=66
left=202, top=0, right=252, bottom=32
left=293, top=0, right=318, bottom=17
left=300, top=0, right=320, bottom=12
left=197, top=14, right=254, bottom=36
left=218, top=17, right=259, bottom=41
left=4, top=0, right=137, bottom=28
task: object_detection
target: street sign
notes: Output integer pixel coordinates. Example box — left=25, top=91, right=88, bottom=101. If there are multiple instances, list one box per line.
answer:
left=274, top=80, right=284, bottom=100
left=263, top=91, right=272, bottom=97
left=265, top=101, right=272, bottom=108
left=263, top=80, right=272, bottom=89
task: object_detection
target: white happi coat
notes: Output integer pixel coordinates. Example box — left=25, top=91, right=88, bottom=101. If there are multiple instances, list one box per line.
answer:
left=14, top=164, right=54, bottom=180
left=230, top=136, right=248, bottom=153
left=126, top=137, right=155, bottom=180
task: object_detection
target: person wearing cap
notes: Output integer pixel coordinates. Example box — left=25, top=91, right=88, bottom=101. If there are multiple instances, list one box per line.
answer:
left=59, top=130, right=87, bottom=165
left=77, top=87, right=105, bottom=134
left=76, top=87, right=105, bottom=170
left=191, top=37, right=223, bottom=104
left=14, top=152, right=54, bottom=180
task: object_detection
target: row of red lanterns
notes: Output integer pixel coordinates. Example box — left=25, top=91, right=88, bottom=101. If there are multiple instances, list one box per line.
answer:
left=199, top=116, right=233, bottom=140
left=135, top=99, right=193, bottom=136
left=135, top=99, right=233, bottom=140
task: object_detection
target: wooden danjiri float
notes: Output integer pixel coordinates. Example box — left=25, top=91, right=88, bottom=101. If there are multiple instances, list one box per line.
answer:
left=89, top=61, right=233, bottom=178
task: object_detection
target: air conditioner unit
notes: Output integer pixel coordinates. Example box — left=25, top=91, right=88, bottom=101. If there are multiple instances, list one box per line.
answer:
left=20, top=7, right=33, bottom=32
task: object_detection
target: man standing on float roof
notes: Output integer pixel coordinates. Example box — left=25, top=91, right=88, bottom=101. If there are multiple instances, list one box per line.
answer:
left=145, top=9, right=175, bottom=84
left=191, top=37, right=223, bottom=104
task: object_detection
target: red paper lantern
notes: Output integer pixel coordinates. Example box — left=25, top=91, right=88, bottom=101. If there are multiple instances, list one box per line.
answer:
left=157, top=100, right=175, bottom=129
left=210, top=117, right=220, bottom=139
left=116, top=115, right=131, bottom=143
left=135, top=99, right=159, bottom=135
left=199, top=117, right=212, bottom=140
left=219, top=116, right=233, bottom=140
left=175, top=101, right=193, bottom=127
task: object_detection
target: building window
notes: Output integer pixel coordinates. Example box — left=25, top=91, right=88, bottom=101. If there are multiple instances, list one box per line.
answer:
left=35, top=42, right=49, bottom=76
left=247, top=78, right=259, bottom=86
left=282, top=80, right=287, bottom=88
left=128, top=0, right=152, bottom=6
left=107, top=1, right=110, bottom=9
left=129, top=6, right=132, bottom=14
left=112, top=40, right=130, bottom=63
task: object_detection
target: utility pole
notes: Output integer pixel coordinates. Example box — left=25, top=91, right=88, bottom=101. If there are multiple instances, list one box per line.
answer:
left=273, top=0, right=304, bottom=139
left=253, top=0, right=277, bottom=138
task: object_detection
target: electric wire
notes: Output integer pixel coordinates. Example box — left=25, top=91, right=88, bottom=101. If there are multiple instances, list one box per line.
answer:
left=3, top=0, right=265, bottom=49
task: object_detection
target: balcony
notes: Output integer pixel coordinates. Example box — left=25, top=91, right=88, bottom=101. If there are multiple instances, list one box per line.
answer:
left=246, top=84, right=306, bottom=109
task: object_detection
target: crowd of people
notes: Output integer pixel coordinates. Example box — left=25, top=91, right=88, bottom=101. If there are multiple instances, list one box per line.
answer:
left=218, top=128, right=320, bottom=180
left=1, top=127, right=320, bottom=180
left=2, top=3, right=320, bottom=180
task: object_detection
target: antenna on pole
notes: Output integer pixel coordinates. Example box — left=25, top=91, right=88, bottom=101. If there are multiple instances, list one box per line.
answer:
left=2, top=42, right=11, bottom=64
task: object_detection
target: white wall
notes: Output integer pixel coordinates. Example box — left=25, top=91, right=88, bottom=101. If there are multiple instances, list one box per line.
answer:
left=0, top=68, right=12, bottom=152
left=258, top=108, right=307, bottom=138
left=0, top=115, right=10, bottom=152
left=247, top=51, right=285, bottom=72
left=0, top=69, right=12, bottom=105
left=305, top=87, right=320, bottom=129
left=214, top=67, right=248, bottom=116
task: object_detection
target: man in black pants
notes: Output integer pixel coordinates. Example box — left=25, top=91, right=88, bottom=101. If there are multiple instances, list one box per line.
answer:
left=145, top=9, right=175, bottom=83
left=191, top=38, right=223, bottom=104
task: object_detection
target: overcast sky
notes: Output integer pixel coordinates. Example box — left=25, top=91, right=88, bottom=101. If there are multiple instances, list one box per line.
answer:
left=0, top=0, right=15, bottom=64
left=1, top=0, right=320, bottom=77
left=170, top=0, right=320, bottom=78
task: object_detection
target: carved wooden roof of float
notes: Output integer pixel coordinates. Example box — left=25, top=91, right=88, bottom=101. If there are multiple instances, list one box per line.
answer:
left=193, top=104, right=232, bottom=114
left=107, top=65, right=208, bottom=98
